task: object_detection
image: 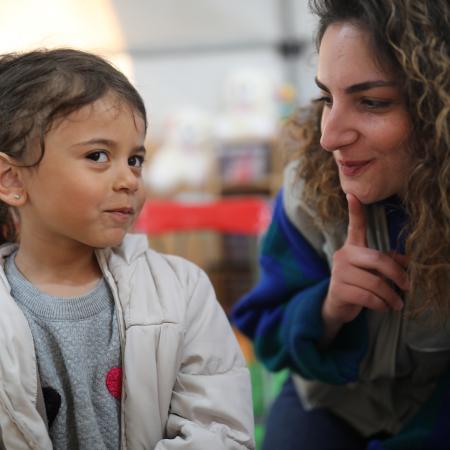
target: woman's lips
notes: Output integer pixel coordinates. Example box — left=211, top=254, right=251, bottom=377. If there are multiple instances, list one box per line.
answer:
left=337, top=159, right=374, bottom=176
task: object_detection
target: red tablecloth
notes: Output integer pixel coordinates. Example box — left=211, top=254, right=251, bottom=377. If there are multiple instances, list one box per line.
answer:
left=134, top=197, right=271, bottom=235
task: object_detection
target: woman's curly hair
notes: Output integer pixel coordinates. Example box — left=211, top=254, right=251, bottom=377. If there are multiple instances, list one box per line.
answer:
left=287, top=0, right=450, bottom=317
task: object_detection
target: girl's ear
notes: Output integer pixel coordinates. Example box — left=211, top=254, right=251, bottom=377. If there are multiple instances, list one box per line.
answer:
left=0, top=153, right=26, bottom=206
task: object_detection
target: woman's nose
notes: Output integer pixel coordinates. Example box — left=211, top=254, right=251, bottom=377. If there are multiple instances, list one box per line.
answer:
left=320, top=106, right=358, bottom=151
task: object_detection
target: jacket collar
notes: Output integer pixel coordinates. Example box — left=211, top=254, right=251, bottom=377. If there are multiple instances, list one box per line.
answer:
left=96, top=233, right=149, bottom=267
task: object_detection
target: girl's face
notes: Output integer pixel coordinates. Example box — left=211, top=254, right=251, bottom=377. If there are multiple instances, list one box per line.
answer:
left=19, top=93, right=146, bottom=250
left=317, top=22, right=412, bottom=204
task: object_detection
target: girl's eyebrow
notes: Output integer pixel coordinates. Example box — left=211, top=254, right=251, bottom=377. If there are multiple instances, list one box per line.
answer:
left=73, top=138, right=116, bottom=148
left=315, top=77, right=397, bottom=94
left=73, top=138, right=146, bottom=153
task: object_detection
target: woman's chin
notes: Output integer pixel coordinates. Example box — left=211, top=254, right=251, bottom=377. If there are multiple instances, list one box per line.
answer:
left=345, top=189, right=396, bottom=206
left=342, top=187, right=377, bottom=205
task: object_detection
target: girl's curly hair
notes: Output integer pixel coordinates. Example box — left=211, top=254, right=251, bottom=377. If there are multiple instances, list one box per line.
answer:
left=287, top=0, right=449, bottom=317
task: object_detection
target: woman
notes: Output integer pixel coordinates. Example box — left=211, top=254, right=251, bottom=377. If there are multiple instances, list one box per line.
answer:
left=232, top=0, right=449, bottom=449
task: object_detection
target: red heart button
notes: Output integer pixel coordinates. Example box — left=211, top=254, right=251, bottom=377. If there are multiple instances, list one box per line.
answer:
left=106, top=367, right=122, bottom=399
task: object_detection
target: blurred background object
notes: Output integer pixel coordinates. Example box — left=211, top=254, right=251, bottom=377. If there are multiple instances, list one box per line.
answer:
left=215, top=68, right=278, bottom=141
left=144, top=107, right=215, bottom=194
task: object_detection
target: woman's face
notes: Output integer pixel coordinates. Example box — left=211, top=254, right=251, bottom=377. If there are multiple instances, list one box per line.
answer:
left=317, top=22, right=412, bottom=204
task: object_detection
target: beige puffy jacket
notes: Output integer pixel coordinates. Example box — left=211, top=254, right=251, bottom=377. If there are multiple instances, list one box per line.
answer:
left=0, top=234, right=255, bottom=450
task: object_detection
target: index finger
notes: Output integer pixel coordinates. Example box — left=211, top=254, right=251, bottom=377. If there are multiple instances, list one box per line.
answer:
left=346, top=193, right=367, bottom=247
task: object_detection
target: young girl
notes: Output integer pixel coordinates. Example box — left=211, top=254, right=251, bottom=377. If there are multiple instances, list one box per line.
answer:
left=233, top=0, right=449, bottom=449
left=0, top=49, right=254, bottom=450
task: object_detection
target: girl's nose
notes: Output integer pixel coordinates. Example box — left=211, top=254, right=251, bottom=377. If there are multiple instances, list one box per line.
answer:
left=320, top=106, right=358, bottom=152
left=114, top=166, right=139, bottom=192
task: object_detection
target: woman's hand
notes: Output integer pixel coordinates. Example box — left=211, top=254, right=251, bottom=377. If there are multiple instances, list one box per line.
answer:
left=320, top=193, right=409, bottom=344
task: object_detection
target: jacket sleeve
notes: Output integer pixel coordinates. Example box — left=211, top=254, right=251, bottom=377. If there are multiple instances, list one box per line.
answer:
left=231, top=191, right=368, bottom=384
left=154, top=266, right=255, bottom=450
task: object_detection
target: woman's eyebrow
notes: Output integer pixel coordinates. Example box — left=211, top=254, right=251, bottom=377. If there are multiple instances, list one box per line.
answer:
left=315, top=77, right=330, bottom=92
left=315, top=77, right=397, bottom=94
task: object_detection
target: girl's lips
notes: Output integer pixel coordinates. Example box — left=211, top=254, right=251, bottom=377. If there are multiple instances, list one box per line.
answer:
left=105, top=208, right=135, bottom=223
left=337, top=159, right=374, bottom=176
left=108, top=208, right=134, bottom=214
left=105, top=206, right=134, bottom=214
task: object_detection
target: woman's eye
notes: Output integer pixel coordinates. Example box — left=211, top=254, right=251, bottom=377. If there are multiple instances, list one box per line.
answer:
left=128, top=155, right=145, bottom=168
left=313, top=95, right=332, bottom=106
left=362, top=98, right=393, bottom=109
left=87, top=151, right=108, bottom=162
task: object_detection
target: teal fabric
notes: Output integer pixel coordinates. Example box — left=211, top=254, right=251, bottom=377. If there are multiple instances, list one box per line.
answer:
left=232, top=190, right=450, bottom=450
left=232, top=191, right=368, bottom=383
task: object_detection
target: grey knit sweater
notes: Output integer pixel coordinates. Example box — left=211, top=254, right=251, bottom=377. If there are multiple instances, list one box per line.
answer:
left=5, top=253, right=122, bottom=450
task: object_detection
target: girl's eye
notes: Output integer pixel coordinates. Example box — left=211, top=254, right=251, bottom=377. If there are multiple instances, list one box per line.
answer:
left=87, top=151, right=108, bottom=162
left=313, top=95, right=332, bottom=107
left=128, top=155, right=145, bottom=168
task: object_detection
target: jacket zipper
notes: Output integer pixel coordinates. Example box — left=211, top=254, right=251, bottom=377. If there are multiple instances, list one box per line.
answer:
left=96, top=251, right=128, bottom=450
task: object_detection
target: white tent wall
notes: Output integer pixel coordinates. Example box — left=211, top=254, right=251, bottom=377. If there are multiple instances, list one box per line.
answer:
left=110, top=0, right=319, bottom=138
left=0, top=0, right=319, bottom=138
